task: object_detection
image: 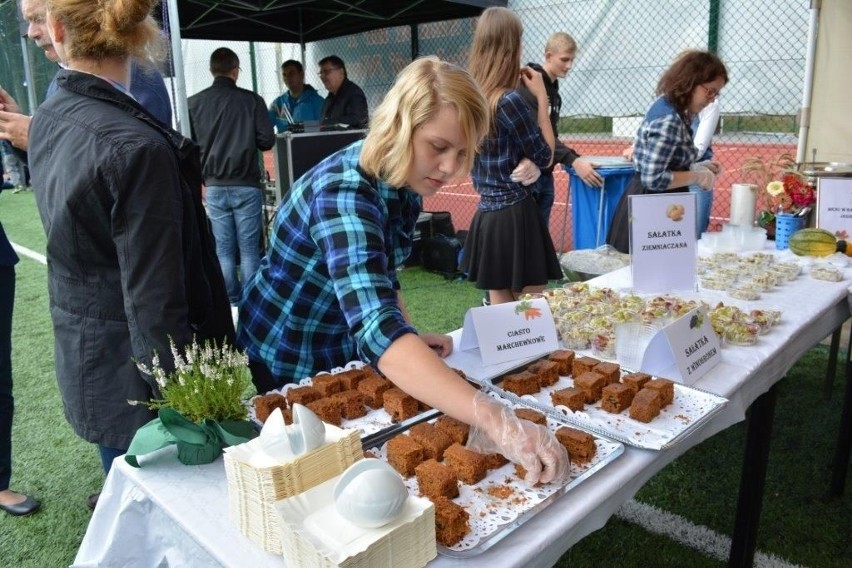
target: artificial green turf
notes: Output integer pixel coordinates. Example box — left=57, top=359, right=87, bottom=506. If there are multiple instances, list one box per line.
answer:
left=0, top=191, right=849, bottom=566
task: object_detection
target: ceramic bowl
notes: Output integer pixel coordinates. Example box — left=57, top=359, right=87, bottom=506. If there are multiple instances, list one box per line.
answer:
left=287, top=403, right=326, bottom=455
left=333, top=458, right=408, bottom=528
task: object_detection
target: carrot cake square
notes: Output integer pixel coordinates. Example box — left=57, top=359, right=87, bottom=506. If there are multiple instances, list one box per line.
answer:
left=573, top=371, right=606, bottom=403
left=415, top=459, right=459, bottom=500
left=600, top=382, right=635, bottom=413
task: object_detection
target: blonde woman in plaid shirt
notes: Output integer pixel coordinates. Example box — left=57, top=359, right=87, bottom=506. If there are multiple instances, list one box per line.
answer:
left=239, top=57, right=570, bottom=487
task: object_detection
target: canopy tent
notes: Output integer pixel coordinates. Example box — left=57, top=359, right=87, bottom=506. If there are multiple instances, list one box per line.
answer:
left=167, top=0, right=506, bottom=44
left=160, top=0, right=505, bottom=134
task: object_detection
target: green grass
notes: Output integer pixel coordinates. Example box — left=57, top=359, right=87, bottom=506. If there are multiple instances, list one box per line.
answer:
left=556, top=114, right=799, bottom=135
left=0, top=190, right=849, bottom=566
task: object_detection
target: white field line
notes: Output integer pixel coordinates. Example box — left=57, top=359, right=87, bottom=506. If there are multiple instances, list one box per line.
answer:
left=616, top=499, right=804, bottom=568
left=12, top=242, right=46, bottom=265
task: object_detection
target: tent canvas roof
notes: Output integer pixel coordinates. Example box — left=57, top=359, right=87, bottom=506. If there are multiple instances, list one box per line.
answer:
left=167, top=0, right=506, bottom=44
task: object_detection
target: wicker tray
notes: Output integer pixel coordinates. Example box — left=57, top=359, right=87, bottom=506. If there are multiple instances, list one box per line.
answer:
left=223, top=426, right=363, bottom=554
left=274, top=476, right=436, bottom=568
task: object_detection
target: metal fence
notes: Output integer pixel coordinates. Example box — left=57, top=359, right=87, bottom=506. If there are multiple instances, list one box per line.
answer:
left=2, top=0, right=810, bottom=252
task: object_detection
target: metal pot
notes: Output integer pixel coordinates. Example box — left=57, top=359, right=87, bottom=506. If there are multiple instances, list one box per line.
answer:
left=799, top=162, right=852, bottom=185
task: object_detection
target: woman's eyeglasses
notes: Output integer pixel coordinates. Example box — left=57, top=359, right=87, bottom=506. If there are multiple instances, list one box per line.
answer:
left=699, top=84, right=721, bottom=99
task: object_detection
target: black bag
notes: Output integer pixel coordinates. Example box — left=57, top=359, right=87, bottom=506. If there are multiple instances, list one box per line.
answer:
left=421, top=234, right=462, bottom=277
left=427, top=211, right=455, bottom=238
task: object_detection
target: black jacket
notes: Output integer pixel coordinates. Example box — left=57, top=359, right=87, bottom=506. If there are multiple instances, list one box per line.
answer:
left=188, top=76, right=275, bottom=187
left=29, top=70, right=233, bottom=448
left=321, top=78, right=369, bottom=129
left=518, top=62, right=581, bottom=174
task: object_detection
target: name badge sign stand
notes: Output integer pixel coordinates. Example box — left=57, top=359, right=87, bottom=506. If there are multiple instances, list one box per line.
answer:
left=629, top=193, right=697, bottom=293
left=816, top=177, right=852, bottom=236
left=460, top=298, right=558, bottom=366
left=641, top=308, right=721, bottom=385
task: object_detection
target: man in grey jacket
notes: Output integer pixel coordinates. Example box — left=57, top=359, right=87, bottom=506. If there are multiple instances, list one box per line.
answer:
left=188, top=47, right=275, bottom=305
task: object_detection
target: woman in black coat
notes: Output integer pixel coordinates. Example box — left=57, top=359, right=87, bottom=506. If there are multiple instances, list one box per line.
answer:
left=29, top=0, right=232, bottom=496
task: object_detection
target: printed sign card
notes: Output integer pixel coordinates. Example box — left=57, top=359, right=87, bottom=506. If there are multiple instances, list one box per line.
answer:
left=640, top=307, right=721, bottom=385
left=629, top=193, right=697, bottom=293
left=816, top=177, right=852, bottom=237
left=459, top=298, right=558, bottom=366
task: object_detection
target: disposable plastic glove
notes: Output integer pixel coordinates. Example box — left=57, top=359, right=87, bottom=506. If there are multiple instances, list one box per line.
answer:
left=689, top=164, right=715, bottom=190
left=694, top=160, right=723, bottom=175
left=510, top=157, right=542, bottom=186
left=466, top=391, right=570, bottom=486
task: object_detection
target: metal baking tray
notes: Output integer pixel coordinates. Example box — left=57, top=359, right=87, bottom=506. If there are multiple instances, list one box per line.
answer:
left=364, top=389, right=624, bottom=557
left=247, top=361, right=439, bottom=438
left=487, top=363, right=728, bottom=451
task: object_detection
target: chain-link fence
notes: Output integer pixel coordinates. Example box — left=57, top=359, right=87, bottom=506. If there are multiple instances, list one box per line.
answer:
left=2, top=0, right=809, bottom=251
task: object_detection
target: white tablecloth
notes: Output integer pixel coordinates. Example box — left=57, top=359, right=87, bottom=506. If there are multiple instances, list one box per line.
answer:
left=74, top=258, right=852, bottom=568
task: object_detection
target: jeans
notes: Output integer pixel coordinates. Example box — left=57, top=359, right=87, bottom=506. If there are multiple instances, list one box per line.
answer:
left=98, top=445, right=126, bottom=475
left=0, top=266, right=14, bottom=490
left=532, top=171, right=556, bottom=227
left=689, top=184, right=714, bottom=237
left=205, top=186, right=264, bottom=304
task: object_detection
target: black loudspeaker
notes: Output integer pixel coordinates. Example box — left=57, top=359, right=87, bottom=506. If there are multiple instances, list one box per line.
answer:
left=426, top=211, right=455, bottom=237
left=421, top=234, right=462, bottom=277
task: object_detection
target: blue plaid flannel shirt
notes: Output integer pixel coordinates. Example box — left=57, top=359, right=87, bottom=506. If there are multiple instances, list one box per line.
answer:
left=633, top=96, right=697, bottom=191
left=472, top=90, right=552, bottom=211
left=237, top=140, right=420, bottom=384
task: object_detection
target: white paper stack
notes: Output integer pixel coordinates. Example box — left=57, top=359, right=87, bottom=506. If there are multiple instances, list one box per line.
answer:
left=223, top=425, right=363, bottom=554
left=275, top=476, right=436, bottom=568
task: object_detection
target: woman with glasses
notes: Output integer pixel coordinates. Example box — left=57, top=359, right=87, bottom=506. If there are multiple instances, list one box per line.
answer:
left=607, top=50, right=728, bottom=253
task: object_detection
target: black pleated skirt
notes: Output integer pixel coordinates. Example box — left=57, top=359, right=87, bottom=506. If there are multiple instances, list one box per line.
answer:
left=461, top=196, right=562, bottom=292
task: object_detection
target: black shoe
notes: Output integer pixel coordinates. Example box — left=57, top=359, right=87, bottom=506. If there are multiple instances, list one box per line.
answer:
left=86, top=492, right=100, bottom=511
left=0, top=495, right=41, bottom=516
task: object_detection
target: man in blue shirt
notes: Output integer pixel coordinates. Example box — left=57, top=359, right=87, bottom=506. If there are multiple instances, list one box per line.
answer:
left=268, top=60, right=324, bottom=132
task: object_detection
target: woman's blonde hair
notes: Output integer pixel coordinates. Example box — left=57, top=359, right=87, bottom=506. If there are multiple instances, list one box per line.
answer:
left=468, top=7, right=523, bottom=116
left=46, top=0, right=165, bottom=62
left=360, top=56, right=489, bottom=188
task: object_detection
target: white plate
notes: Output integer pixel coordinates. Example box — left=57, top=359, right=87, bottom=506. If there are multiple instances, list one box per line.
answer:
left=274, top=475, right=436, bottom=567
